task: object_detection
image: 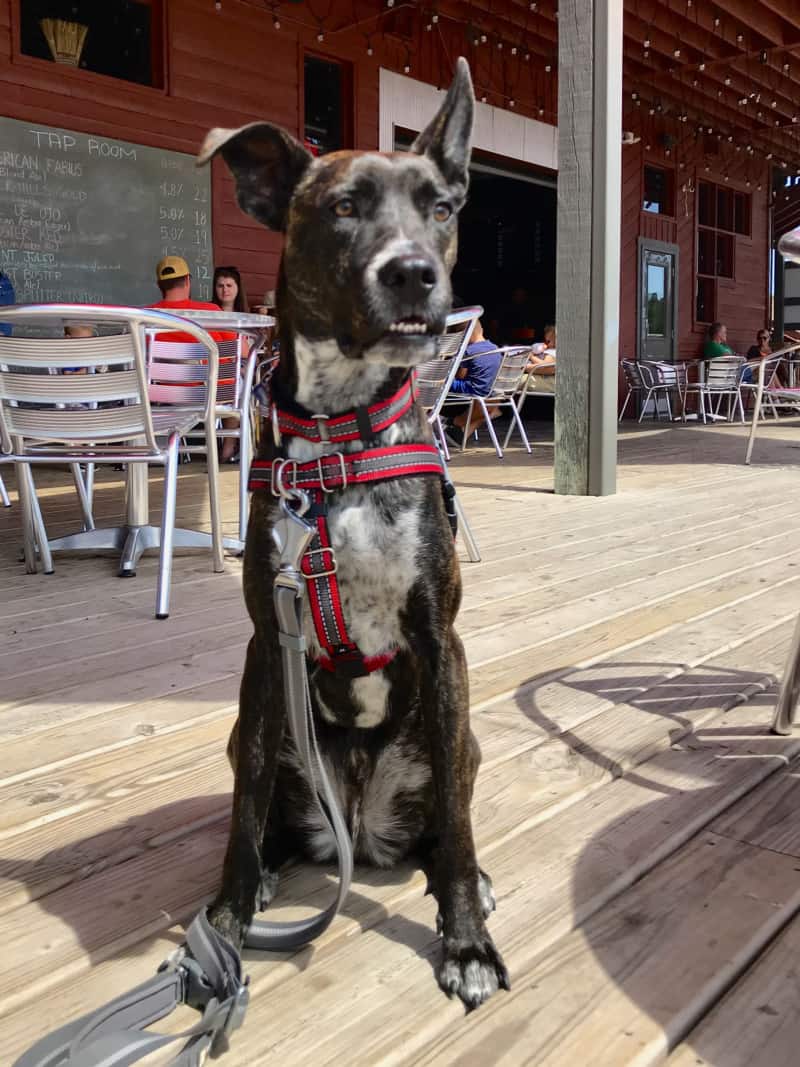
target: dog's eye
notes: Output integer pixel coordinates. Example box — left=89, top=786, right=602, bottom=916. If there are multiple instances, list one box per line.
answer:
left=333, top=198, right=356, bottom=218
left=433, top=202, right=452, bottom=222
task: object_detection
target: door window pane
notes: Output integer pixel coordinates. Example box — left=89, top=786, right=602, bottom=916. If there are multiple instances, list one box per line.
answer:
left=646, top=264, right=666, bottom=336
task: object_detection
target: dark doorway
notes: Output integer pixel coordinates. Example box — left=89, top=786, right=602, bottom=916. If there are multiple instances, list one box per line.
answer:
left=451, top=163, right=557, bottom=347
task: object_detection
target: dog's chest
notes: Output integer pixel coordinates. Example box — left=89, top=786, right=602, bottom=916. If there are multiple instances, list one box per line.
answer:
left=316, top=488, right=419, bottom=657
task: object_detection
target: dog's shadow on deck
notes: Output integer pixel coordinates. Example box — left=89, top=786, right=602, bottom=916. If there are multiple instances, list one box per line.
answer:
left=0, top=796, right=439, bottom=981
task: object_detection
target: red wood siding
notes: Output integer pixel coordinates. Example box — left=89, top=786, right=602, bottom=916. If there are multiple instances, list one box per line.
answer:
left=0, top=0, right=774, bottom=397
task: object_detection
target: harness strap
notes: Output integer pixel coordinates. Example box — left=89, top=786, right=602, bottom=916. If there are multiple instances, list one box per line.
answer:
left=275, top=376, right=416, bottom=444
left=248, top=443, right=444, bottom=494
left=250, top=444, right=443, bottom=677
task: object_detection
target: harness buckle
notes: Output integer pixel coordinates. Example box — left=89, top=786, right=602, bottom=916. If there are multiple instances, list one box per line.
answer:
left=210, top=977, right=251, bottom=1057
left=302, top=546, right=338, bottom=579
left=272, top=457, right=298, bottom=497
left=317, top=452, right=348, bottom=492
left=311, top=413, right=331, bottom=442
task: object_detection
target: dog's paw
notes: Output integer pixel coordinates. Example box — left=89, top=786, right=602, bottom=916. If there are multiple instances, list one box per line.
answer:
left=255, top=869, right=279, bottom=912
left=438, top=933, right=510, bottom=1011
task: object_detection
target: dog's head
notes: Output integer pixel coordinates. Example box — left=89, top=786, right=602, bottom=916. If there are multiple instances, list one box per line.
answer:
left=199, top=58, right=474, bottom=367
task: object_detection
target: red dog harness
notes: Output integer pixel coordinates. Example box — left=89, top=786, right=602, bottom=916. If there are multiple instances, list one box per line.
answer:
left=249, top=376, right=445, bottom=678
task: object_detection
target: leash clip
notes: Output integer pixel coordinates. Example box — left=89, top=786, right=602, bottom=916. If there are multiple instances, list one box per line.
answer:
left=272, top=490, right=316, bottom=578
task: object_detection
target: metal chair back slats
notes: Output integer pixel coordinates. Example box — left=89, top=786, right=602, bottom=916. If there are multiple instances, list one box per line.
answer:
left=415, top=306, right=483, bottom=424
left=486, top=346, right=531, bottom=398
left=705, top=356, right=744, bottom=389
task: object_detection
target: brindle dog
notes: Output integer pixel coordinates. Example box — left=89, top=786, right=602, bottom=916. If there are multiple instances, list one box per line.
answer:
left=199, top=58, right=509, bottom=1009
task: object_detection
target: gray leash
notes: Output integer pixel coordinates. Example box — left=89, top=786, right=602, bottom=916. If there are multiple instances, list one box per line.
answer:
left=13, top=486, right=353, bottom=1067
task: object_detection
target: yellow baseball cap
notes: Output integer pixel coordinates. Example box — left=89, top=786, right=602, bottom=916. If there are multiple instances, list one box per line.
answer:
left=156, top=255, right=190, bottom=282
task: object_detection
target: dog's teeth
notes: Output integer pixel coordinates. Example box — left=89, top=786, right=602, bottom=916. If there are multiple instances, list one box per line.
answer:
left=389, top=321, right=428, bottom=334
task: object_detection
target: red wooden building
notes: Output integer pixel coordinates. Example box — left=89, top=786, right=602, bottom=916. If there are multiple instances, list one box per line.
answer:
left=0, top=0, right=799, bottom=381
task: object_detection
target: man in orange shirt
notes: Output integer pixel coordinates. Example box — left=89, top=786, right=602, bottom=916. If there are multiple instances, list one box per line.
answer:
left=149, top=255, right=235, bottom=342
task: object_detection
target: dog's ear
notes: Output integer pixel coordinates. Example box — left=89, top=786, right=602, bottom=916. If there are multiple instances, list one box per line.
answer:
left=198, top=122, right=312, bottom=232
left=410, top=57, right=474, bottom=200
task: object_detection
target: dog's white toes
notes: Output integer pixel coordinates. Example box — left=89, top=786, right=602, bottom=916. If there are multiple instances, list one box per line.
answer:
left=477, top=870, right=496, bottom=919
left=438, top=937, right=510, bottom=1010
left=255, top=870, right=280, bottom=912
left=163, top=944, right=187, bottom=969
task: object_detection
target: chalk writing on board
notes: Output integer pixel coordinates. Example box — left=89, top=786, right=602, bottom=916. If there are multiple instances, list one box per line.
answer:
left=0, top=116, right=213, bottom=306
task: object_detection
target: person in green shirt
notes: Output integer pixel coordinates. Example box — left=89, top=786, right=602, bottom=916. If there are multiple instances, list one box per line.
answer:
left=703, top=321, right=734, bottom=359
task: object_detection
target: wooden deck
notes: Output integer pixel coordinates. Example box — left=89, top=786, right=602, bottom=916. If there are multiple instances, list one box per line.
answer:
left=3, top=417, right=800, bottom=1065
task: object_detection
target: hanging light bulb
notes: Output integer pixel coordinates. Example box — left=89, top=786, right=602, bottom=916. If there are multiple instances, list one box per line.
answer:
left=644, top=49, right=649, bottom=59
left=273, top=15, right=280, bottom=28
left=643, top=37, right=650, bottom=48
left=509, top=98, right=515, bottom=108
left=480, top=33, right=487, bottom=43
left=481, top=93, right=488, bottom=103
left=215, top=0, right=221, bottom=10
left=545, top=64, right=551, bottom=72
left=699, top=63, right=706, bottom=72
left=431, top=12, right=439, bottom=22
left=524, top=52, right=531, bottom=61
left=538, top=107, right=544, bottom=116
left=736, top=33, right=744, bottom=43
left=317, top=30, right=324, bottom=41
left=511, top=46, right=517, bottom=55
left=724, top=76, right=731, bottom=85
left=673, top=48, right=681, bottom=57
left=497, top=40, right=503, bottom=49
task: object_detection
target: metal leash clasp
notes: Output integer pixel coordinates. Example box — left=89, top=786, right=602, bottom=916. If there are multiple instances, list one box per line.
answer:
left=271, top=459, right=315, bottom=591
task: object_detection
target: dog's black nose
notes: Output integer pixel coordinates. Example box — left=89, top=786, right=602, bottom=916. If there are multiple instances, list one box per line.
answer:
left=378, top=255, right=438, bottom=302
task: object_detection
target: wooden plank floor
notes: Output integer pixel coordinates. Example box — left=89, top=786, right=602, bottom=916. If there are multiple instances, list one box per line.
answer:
left=3, top=415, right=800, bottom=1065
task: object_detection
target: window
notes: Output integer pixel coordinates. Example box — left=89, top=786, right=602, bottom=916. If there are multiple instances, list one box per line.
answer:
left=695, top=180, right=752, bottom=323
left=643, top=165, right=675, bottom=216
left=304, top=55, right=353, bottom=157
left=19, top=0, right=163, bottom=88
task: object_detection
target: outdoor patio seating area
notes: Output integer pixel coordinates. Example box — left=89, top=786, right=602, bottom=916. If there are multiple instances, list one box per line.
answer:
left=3, top=416, right=800, bottom=1065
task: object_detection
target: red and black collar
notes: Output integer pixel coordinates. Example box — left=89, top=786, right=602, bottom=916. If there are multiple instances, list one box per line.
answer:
left=272, top=375, right=416, bottom=446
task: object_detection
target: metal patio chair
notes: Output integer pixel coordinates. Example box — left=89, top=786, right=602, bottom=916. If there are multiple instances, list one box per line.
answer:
left=0, top=304, right=224, bottom=619
left=415, top=305, right=482, bottom=460
left=643, top=360, right=688, bottom=422
left=146, top=334, right=259, bottom=546
left=619, top=359, right=672, bottom=422
left=684, top=356, right=746, bottom=424
left=743, top=342, right=800, bottom=464
left=441, top=345, right=532, bottom=459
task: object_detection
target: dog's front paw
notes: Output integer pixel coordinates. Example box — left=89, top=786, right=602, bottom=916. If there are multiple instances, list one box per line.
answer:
left=438, top=933, right=510, bottom=1011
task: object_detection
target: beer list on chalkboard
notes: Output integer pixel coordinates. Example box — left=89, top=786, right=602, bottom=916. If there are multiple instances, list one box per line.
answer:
left=0, top=116, right=213, bottom=309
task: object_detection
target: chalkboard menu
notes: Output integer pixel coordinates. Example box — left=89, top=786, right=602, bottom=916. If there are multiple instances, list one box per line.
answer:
left=0, top=116, right=213, bottom=308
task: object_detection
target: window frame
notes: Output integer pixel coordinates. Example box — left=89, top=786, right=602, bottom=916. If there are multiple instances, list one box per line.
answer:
left=642, top=163, right=676, bottom=218
left=301, top=49, right=354, bottom=157
left=12, top=0, right=168, bottom=95
left=694, top=177, right=752, bottom=326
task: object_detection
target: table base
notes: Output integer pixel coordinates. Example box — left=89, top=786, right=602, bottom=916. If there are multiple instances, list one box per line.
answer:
left=47, top=525, right=244, bottom=576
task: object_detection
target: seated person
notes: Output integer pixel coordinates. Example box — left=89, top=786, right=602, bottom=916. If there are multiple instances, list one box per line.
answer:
left=526, top=324, right=556, bottom=375
left=747, top=329, right=772, bottom=362
left=703, top=321, right=734, bottom=360
left=443, top=319, right=503, bottom=442
left=149, top=256, right=235, bottom=343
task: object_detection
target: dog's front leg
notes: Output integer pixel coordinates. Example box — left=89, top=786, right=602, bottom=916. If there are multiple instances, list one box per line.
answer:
left=208, top=635, right=285, bottom=948
left=420, top=629, right=510, bottom=1010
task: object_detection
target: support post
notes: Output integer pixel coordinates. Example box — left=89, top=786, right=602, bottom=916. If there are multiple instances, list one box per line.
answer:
left=554, top=0, right=623, bottom=496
